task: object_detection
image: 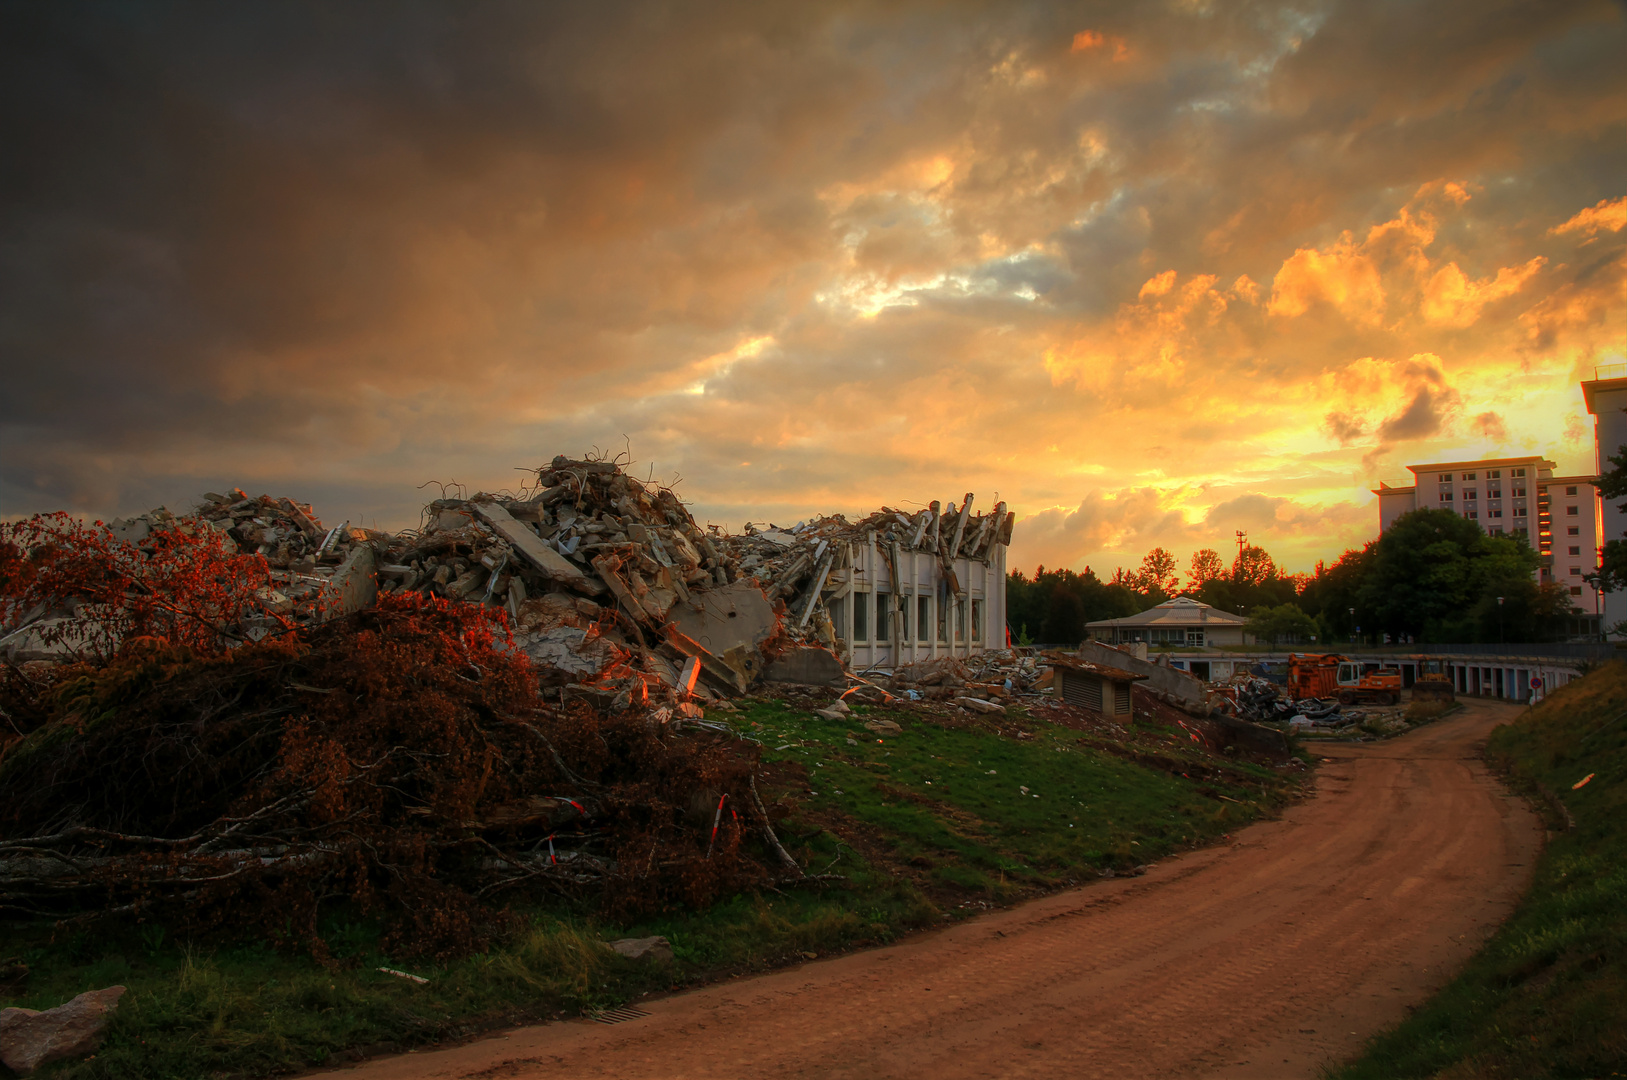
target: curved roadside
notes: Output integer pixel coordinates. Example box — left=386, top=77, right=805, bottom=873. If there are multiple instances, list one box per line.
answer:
left=309, top=699, right=1540, bottom=1080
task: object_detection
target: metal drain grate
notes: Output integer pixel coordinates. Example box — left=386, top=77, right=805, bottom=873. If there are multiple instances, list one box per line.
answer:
left=591, top=1005, right=651, bottom=1025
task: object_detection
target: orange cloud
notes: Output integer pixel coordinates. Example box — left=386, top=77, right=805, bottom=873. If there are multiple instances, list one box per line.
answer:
left=1421, top=257, right=1546, bottom=327
left=1267, top=234, right=1385, bottom=322
left=1138, top=269, right=1176, bottom=298
left=1549, top=195, right=1627, bottom=238
left=1070, top=29, right=1130, bottom=60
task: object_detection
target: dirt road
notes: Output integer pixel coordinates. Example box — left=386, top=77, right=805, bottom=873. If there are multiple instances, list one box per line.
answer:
left=316, top=700, right=1541, bottom=1079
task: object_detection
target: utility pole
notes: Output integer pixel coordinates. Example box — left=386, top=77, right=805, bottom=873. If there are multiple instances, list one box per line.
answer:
left=1235, top=530, right=1247, bottom=562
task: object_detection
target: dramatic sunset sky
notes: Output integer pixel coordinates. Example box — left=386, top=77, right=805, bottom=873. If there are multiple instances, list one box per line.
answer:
left=2, top=1, right=1624, bottom=576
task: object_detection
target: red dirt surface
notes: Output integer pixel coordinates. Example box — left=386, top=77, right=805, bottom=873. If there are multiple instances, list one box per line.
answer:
left=309, top=699, right=1541, bottom=1079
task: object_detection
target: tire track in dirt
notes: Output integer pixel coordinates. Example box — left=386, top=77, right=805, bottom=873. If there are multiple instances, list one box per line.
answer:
left=310, top=700, right=1540, bottom=1080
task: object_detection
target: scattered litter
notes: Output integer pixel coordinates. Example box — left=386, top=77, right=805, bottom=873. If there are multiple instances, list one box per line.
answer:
left=1573, top=773, right=1595, bottom=790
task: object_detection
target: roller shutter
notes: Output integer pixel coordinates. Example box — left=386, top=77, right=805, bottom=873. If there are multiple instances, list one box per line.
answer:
left=1061, top=671, right=1103, bottom=711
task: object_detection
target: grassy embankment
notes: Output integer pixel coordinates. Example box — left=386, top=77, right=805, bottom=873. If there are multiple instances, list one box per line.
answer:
left=1330, top=663, right=1627, bottom=1079
left=1, top=695, right=1297, bottom=1079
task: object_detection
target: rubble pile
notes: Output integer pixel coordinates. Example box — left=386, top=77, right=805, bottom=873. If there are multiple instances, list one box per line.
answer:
left=374, top=455, right=794, bottom=708
left=869, top=652, right=1039, bottom=703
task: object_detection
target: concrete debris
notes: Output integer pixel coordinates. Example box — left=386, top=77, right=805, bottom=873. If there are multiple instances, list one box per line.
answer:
left=5, top=456, right=1020, bottom=718
left=0, top=985, right=125, bottom=1076
left=869, top=651, right=1037, bottom=701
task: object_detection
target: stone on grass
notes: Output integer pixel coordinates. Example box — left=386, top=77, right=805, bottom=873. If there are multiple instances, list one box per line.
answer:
left=863, top=719, right=903, bottom=736
left=608, top=936, right=673, bottom=962
left=0, top=985, right=126, bottom=1076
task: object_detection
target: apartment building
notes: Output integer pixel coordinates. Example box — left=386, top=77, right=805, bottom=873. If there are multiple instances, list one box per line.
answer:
left=1582, top=369, right=1627, bottom=636
left=1372, top=456, right=1603, bottom=615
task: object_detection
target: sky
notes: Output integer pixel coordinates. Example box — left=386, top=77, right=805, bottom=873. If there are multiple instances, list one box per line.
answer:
left=2, top=0, right=1624, bottom=579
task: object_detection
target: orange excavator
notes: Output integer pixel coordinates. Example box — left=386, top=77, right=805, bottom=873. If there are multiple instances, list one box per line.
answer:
left=1288, top=653, right=1403, bottom=706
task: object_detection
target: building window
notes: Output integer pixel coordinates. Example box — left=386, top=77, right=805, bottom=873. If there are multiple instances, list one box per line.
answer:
left=1512, top=468, right=1526, bottom=477
left=1466, top=510, right=1478, bottom=519
left=1488, top=508, right=1502, bottom=518
left=852, top=592, right=869, bottom=642
left=1490, top=527, right=1504, bottom=535
left=1568, top=526, right=1580, bottom=536
left=1515, top=507, right=1528, bottom=518
left=936, top=598, right=949, bottom=642
left=1569, top=546, right=1581, bottom=556
left=876, top=592, right=891, bottom=642
left=1571, top=586, right=1583, bottom=596
left=1186, top=628, right=1204, bottom=645
left=1439, top=491, right=1454, bottom=502
left=1438, top=474, right=1452, bottom=483
left=828, top=596, right=845, bottom=642
left=1570, top=567, right=1583, bottom=576
left=1488, top=470, right=1501, bottom=479
left=917, top=596, right=931, bottom=643
left=1487, top=488, right=1501, bottom=498
left=1463, top=489, right=1477, bottom=500
left=971, top=599, right=983, bottom=641
left=1512, top=486, right=1526, bottom=497
left=1461, top=472, right=1476, bottom=480
left=1567, top=505, right=1579, bottom=516
left=953, top=600, right=965, bottom=642
left=1566, top=486, right=1578, bottom=496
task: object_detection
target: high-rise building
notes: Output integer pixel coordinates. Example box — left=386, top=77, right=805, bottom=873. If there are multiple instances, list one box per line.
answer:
left=1372, top=456, right=1603, bottom=619
left=1582, top=368, right=1627, bottom=636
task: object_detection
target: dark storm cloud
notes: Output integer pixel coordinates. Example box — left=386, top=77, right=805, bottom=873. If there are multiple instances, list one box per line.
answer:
left=0, top=0, right=1622, bottom=577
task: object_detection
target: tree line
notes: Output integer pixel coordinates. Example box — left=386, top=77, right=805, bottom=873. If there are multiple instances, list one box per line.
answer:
left=1008, top=506, right=1585, bottom=646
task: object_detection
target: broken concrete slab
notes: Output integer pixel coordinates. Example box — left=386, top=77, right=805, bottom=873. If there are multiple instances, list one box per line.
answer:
left=763, top=645, right=845, bottom=687
left=471, top=500, right=603, bottom=595
left=668, top=580, right=778, bottom=658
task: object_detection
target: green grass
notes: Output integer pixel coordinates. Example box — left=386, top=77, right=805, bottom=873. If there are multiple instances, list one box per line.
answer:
left=1329, top=663, right=1627, bottom=1079
left=3, top=697, right=1297, bottom=1079
left=732, top=698, right=1293, bottom=889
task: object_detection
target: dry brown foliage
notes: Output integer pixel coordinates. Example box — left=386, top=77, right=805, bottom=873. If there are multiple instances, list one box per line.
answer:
left=0, top=593, right=781, bottom=961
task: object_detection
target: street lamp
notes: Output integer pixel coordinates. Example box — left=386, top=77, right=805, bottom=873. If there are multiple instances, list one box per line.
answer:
left=1498, top=596, right=1505, bottom=644
left=1349, top=607, right=1356, bottom=646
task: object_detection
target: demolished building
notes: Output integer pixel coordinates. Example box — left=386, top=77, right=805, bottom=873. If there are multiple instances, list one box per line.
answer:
left=1, top=457, right=1015, bottom=702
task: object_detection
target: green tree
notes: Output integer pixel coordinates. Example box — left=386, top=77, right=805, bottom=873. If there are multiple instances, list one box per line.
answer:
left=1187, top=548, right=1225, bottom=591
left=1585, top=443, right=1627, bottom=604
left=1231, top=544, right=1278, bottom=587
left=1135, top=547, right=1180, bottom=598
left=1298, top=544, right=1376, bottom=642
left=1005, top=565, right=1149, bottom=645
left=1351, top=507, right=1571, bottom=642
left=1244, top=603, right=1319, bottom=646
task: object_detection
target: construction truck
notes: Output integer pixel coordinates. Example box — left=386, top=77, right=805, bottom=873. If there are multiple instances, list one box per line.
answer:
left=1287, top=653, right=1403, bottom=706
left=1409, top=657, right=1456, bottom=703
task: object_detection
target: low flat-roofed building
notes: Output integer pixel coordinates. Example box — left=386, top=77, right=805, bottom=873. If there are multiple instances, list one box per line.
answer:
left=1085, top=596, right=1252, bottom=648
left=1048, top=655, right=1146, bottom=716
